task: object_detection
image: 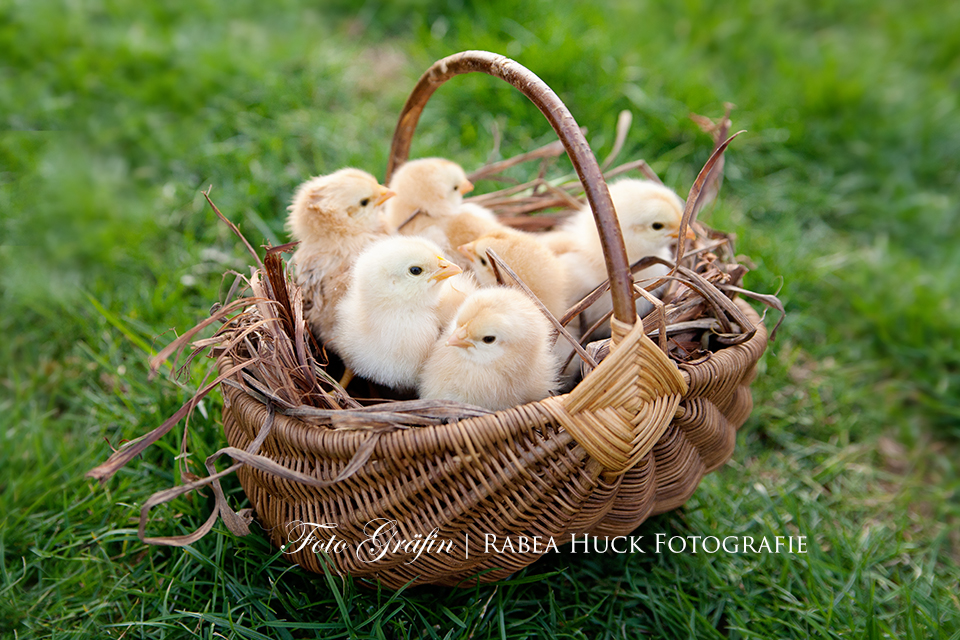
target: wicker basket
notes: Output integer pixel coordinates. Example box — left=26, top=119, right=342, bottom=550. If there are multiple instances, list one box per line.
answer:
left=204, top=51, right=772, bottom=588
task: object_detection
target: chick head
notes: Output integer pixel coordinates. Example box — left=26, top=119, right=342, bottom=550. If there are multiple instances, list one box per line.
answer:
left=287, top=168, right=395, bottom=242
left=608, top=179, right=695, bottom=260
left=456, top=232, right=510, bottom=287
left=353, top=236, right=462, bottom=306
left=388, top=157, right=474, bottom=219
left=444, top=287, right=548, bottom=365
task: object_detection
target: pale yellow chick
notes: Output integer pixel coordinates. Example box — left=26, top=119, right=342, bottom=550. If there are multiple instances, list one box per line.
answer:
left=287, top=168, right=395, bottom=342
left=458, top=229, right=571, bottom=319
left=418, top=287, right=558, bottom=410
left=550, top=178, right=693, bottom=332
left=333, top=236, right=462, bottom=390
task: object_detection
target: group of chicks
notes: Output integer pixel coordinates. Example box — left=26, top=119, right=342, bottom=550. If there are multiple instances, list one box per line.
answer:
left=286, top=157, right=690, bottom=411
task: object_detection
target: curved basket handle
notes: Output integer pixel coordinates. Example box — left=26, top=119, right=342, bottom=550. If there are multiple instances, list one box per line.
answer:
left=386, top=50, right=637, bottom=327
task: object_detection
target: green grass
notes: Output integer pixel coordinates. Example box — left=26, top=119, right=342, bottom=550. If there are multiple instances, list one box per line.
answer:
left=3, top=0, right=959, bottom=638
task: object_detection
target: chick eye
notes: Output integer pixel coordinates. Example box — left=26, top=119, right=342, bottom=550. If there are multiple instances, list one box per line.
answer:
left=482, top=335, right=496, bottom=344
left=452, top=185, right=459, bottom=191
left=360, top=198, right=370, bottom=206
left=651, top=222, right=665, bottom=230
left=409, top=266, right=423, bottom=275
left=479, top=257, right=487, bottom=266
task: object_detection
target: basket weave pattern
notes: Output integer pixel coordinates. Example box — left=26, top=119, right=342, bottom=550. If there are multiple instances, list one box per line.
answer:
left=221, top=299, right=766, bottom=588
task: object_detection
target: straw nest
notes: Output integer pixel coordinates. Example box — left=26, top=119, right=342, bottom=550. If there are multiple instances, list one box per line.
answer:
left=89, top=51, right=783, bottom=588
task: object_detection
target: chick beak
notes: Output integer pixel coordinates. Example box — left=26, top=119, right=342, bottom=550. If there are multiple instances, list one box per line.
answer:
left=374, top=188, right=397, bottom=206
left=430, top=258, right=462, bottom=282
left=446, top=326, right=474, bottom=349
left=458, top=180, right=474, bottom=195
left=668, top=226, right=696, bottom=241
left=456, top=244, right=475, bottom=261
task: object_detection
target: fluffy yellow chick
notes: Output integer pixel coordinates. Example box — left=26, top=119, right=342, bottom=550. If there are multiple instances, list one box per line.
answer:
left=384, top=157, right=475, bottom=235
left=551, top=178, right=694, bottom=332
left=287, top=168, right=395, bottom=341
left=441, top=211, right=504, bottom=269
left=418, top=287, right=558, bottom=410
left=443, top=210, right=501, bottom=250
left=332, top=236, right=462, bottom=390
left=384, top=158, right=510, bottom=265
left=458, top=229, right=571, bottom=319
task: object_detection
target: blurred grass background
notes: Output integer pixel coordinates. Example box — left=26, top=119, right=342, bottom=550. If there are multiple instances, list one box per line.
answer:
left=2, top=0, right=959, bottom=638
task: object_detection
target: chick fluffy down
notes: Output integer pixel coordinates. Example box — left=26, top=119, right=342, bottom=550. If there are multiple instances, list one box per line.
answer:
left=333, top=236, right=460, bottom=390
left=459, top=228, right=571, bottom=319
left=548, top=178, right=685, bottom=335
left=419, top=287, right=559, bottom=411
left=384, top=157, right=474, bottom=232
left=286, top=168, right=393, bottom=342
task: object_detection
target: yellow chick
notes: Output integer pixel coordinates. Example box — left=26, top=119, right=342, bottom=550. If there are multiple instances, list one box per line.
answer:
left=458, top=229, right=571, bottom=319
left=418, top=287, right=558, bottom=410
left=551, top=178, right=693, bottom=333
left=443, top=210, right=502, bottom=252
left=332, top=236, right=462, bottom=390
left=287, top=168, right=395, bottom=342
left=384, top=157, right=475, bottom=235
left=384, top=158, right=510, bottom=266
left=441, top=211, right=504, bottom=270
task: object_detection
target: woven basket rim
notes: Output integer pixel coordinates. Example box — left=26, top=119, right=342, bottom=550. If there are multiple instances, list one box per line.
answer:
left=218, top=300, right=766, bottom=459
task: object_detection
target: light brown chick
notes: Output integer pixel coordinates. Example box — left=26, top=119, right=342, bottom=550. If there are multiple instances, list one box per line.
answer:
left=458, top=229, right=571, bottom=319
left=418, top=287, right=558, bottom=410
left=287, top=168, right=395, bottom=342
left=441, top=211, right=503, bottom=269
left=384, top=157, right=475, bottom=238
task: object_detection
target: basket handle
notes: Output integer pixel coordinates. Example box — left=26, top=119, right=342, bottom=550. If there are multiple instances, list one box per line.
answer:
left=386, top=50, right=637, bottom=328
